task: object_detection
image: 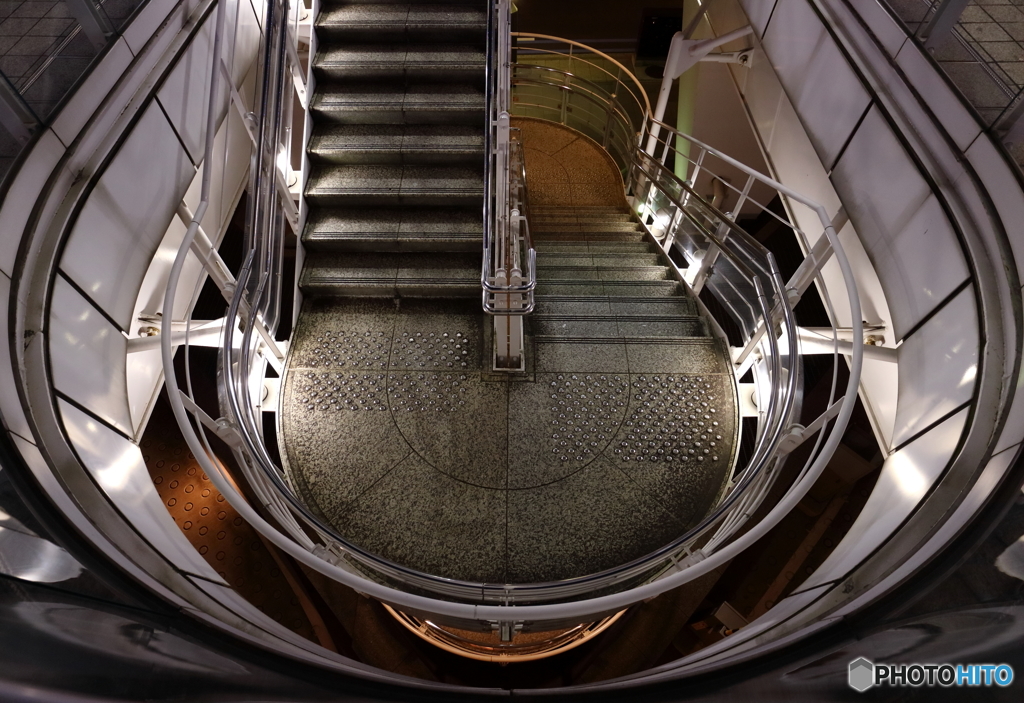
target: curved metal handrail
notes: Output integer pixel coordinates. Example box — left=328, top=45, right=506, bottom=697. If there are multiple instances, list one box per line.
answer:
left=512, top=32, right=652, bottom=118
left=160, top=24, right=863, bottom=628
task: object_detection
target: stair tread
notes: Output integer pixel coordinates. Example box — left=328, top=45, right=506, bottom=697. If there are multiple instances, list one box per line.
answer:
left=534, top=243, right=655, bottom=253
left=305, top=207, right=481, bottom=236
left=312, top=83, right=484, bottom=110
left=318, top=4, right=486, bottom=29
left=309, top=124, right=484, bottom=163
left=316, top=44, right=486, bottom=69
left=537, top=253, right=661, bottom=265
left=306, top=164, right=484, bottom=202
left=531, top=318, right=708, bottom=339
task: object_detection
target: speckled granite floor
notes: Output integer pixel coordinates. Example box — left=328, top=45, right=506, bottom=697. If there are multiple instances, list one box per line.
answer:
left=280, top=296, right=736, bottom=584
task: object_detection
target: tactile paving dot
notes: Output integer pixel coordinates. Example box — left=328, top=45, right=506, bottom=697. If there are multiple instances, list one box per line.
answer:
left=545, top=374, right=628, bottom=462
left=307, top=330, right=390, bottom=369
left=295, top=371, right=388, bottom=412
left=615, top=375, right=723, bottom=464
left=141, top=399, right=316, bottom=640
left=390, top=330, right=470, bottom=369
left=390, top=373, right=469, bottom=412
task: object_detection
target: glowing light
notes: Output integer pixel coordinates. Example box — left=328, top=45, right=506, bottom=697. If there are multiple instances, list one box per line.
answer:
left=889, top=451, right=929, bottom=499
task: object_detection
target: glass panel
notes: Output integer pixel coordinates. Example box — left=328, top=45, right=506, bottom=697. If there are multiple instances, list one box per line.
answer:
left=0, top=0, right=151, bottom=172
left=881, top=0, right=1023, bottom=128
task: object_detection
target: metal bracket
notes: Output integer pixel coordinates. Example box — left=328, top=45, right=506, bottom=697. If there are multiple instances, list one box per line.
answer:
left=179, top=391, right=244, bottom=449
left=920, top=0, right=971, bottom=52
left=64, top=0, right=114, bottom=51
left=777, top=396, right=845, bottom=454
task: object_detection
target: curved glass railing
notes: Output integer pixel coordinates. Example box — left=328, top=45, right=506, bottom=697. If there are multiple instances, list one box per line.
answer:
left=159, top=19, right=863, bottom=628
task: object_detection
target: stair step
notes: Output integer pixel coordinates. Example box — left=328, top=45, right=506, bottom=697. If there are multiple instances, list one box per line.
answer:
left=531, top=335, right=715, bottom=345
left=299, top=253, right=479, bottom=297
left=312, top=83, right=484, bottom=125
left=532, top=225, right=644, bottom=235
left=537, top=253, right=661, bottom=266
left=314, top=44, right=485, bottom=83
left=534, top=266, right=671, bottom=282
left=309, top=124, right=484, bottom=164
left=532, top=232, right=648, bottom=243
left=535, top=281, right=681, bottom=297
left=534, top=242, right=655, bottom=254
left=531, top=205, right=627, bottom=213
left=530, top=317, right=707, bottom=339
left=303, top=208, right=481, bottom=252
left=306, top=164, right=483, bottom=206
left=533, top=297, right=698, bottom=317
left=317, top=4, right=486, bottom=42
left=530, top=214, right=635, bottom=224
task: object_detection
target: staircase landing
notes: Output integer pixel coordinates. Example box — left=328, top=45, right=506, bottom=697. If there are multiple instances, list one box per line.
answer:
left=281, top=293, right=736, bottom=584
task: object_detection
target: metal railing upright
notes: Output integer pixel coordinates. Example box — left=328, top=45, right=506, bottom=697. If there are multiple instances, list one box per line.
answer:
left=481, top=0, right=535, bottom=371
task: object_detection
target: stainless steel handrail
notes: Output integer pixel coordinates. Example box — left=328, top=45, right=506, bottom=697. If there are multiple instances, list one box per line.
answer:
left=158, top=25, right=862, bottom=630
left=481, top=0, right=536, bottom=319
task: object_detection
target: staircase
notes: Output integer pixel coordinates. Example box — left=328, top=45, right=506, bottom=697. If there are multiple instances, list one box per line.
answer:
left=301, top=0, right=487, bottom=298
left=529, top=205, right=719, bottom=361
left=280, top=4, right=738, bottom=584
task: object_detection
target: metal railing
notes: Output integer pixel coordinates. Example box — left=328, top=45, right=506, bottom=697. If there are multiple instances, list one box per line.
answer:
left=481, top=0, right=535, bottom=370
left=505, top=33, right=864, bottom=605
left=157, top=20, right=863, bottom=631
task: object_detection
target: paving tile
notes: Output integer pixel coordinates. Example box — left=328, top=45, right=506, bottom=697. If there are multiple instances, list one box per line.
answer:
left=506, top=455, right=689, bottom=582
left=335, top=453, right=507, bottom=582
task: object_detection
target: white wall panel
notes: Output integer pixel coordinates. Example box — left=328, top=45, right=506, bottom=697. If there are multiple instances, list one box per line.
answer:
left=182, top=108, right=249, bottom=246
left=122, top=0, right=205, bottom=56
left=0, top=131, right=65, bottom=279
left=801, top=407, right=967, bottom=591
left=128, top=106, right=251, bottom=432
left=692, top=62, right=776, bottom=216
left=60, top=103, right=196, bottom=330
left=894, top=43, right=982, bottom=153
left=0, top=273, right=32, bottom=442
left=856, top=0, right=909, bottom=57
left=126, top=346, right=166, bottom=437
left=51, top=38, right=134, bottom=147
left=157, top=11, right=226, bottom=163
left=830, top=106, right=969, bottom=340
left=48, top=276, right=133, bottom=435
left=761, top=0, right=872, bottom=169
left=818, top=219, right=892, bottom=329
left=230, top=0, right=263, bottom=87
left=892, top=286, right=977, bottom=448
left=857, top=352, right=899, bottom=451
left=965, top=135, right=1024, bottom=291
left=740, top=47, right=783, bottom=152
left=738, top=0, right=779, bottom=39
left=58, top=400, right=228, bottom=584
left=729, top=22, right=900, bottom=452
